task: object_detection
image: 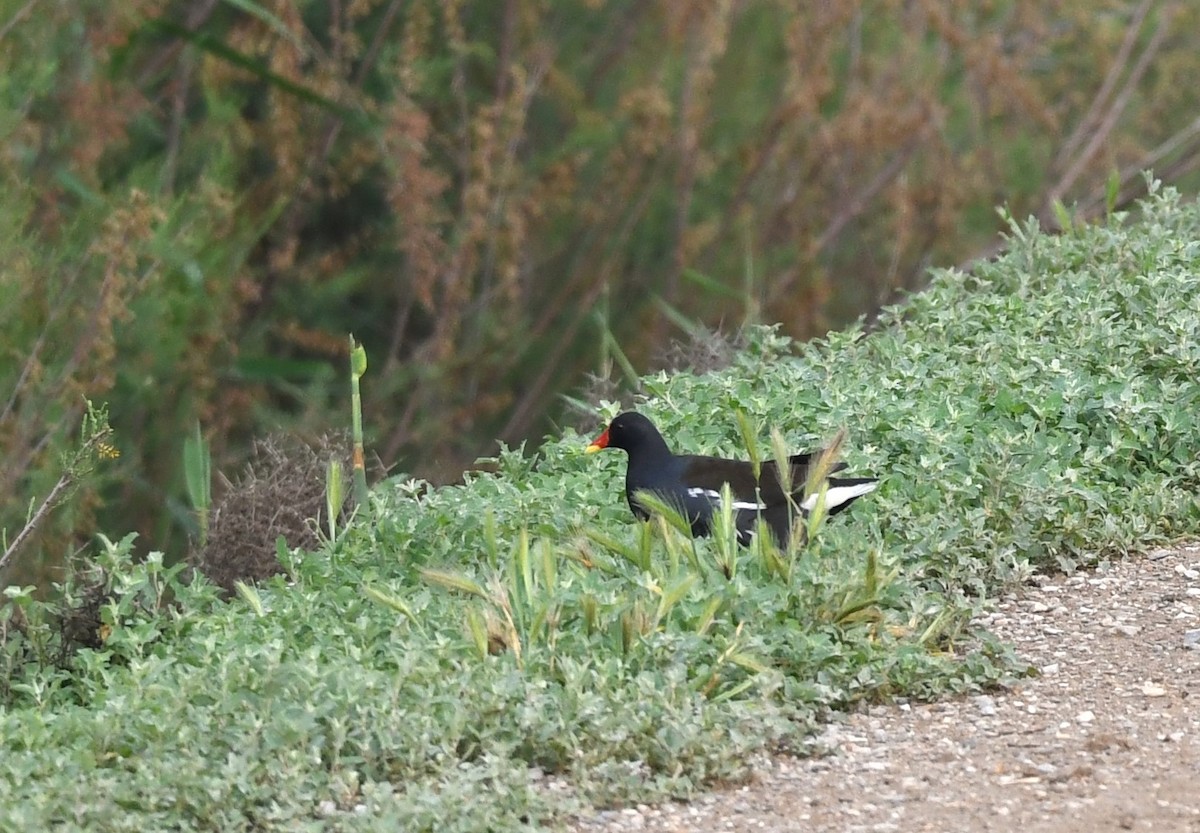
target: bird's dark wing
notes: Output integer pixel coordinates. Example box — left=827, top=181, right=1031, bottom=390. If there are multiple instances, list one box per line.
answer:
left=779, top=452, right=850, bottom=498
left=674, top=455, right=763, bottom=503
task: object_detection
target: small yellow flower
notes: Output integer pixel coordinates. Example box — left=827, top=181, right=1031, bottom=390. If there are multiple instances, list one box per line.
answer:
left=97, top=442, right=120, bottom=460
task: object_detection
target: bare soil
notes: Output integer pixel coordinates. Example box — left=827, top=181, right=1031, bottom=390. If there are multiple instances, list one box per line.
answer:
left=572, top=542, right=1200, bottom=833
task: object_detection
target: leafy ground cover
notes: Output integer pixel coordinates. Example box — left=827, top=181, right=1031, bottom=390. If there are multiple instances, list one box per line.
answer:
left=2, top=184, right=1199, bottom=831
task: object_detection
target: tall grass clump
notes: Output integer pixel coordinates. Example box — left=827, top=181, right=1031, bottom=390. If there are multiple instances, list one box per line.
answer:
left=2, top=186, right=1199, bottom=830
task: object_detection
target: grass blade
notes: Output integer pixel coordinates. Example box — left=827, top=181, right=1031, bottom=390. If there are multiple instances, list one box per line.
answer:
left=234, top=581, right=264, bottom=616
left=654, top=574, right=697, bottom=625
left=419, top=568, right=488, bottom=599
left=632, top=489, right=693, bottom=539
left=734, top=409, right=761, bottom=479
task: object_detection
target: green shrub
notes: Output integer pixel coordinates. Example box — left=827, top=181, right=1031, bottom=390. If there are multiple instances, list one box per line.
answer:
left=2, top=185, right=1199, bottom=830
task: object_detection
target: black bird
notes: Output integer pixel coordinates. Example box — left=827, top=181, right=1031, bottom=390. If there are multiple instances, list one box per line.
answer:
left=586, top=411, right=877, bottom=547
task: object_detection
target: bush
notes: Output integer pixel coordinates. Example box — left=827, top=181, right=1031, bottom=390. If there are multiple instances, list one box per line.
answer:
left=2, top=186, right=1199, bottom=830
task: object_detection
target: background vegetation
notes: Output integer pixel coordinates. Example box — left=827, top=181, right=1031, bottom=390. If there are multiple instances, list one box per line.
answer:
left=1, top=185, right=1198, bottom=831
left=3, top=2, right=1200, bottom=579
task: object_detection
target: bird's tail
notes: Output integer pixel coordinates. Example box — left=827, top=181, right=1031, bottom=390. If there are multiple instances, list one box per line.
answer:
left=799, top=477, right=878, bottom=516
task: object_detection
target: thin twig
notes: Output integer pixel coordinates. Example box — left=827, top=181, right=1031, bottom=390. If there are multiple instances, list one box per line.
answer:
left=161, top=50, right=194, bottom=197
left=812, top=134, right=924, bottom=256
left=763, top=131, right=923, bottom=309
left=1054, top=0, right=1154, bottom=171
left=1077, top=116, right=1200, bottom=218
left=669, top=16, right=700, bottom=310
left=1045, top=2, right=1167, bottom=212
left=0, top=0, right=41, bottom=44
left=498, top=169, right=665, bottom=445
left=0, top=474, right=70, bottom=574
left=136, top=0, right=221, bottom=87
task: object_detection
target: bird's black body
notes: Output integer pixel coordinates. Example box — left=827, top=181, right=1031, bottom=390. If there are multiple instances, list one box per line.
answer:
left=587, top=411, right=877, bottom=547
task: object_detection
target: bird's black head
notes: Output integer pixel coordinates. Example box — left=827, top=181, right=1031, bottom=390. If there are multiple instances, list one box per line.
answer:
left=585, top=411, right=668, bottom=455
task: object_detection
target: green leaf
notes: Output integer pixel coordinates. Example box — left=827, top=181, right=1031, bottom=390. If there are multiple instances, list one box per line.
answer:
left=1105, top=167, right=1120, bottom=216
left=182, top=421, right=211, bottom=546
left=350, top=338, right=367, bottom=377
left=1051, top=199, right=1073, bottom=233
left=325, top=458, right=343, bottom=540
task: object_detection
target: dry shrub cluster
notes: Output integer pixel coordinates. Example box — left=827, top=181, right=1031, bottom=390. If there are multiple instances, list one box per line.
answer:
left=191, top=434, right=352, bottom=595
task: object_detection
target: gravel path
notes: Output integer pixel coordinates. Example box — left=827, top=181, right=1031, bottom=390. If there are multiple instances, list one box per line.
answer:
left=572, top=542, right=1200, bottom=833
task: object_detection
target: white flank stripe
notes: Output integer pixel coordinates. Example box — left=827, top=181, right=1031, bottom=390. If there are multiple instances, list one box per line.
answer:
left=800, top=481, right=878, bottom=512
left=686, top=487, right=765, bottom=512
